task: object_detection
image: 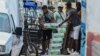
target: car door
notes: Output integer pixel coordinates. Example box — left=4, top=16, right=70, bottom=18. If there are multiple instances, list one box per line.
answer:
left=10, top=14, right=23, bottom=56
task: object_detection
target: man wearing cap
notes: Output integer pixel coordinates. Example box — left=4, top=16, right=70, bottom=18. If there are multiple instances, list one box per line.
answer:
left=54, top=3, right=66, bottom=23
left=48, top=6, right=55, bottom=14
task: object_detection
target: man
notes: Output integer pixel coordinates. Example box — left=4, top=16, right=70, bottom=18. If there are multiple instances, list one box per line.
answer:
left=53, top=3, right=65, bottom=33
left=58, top=2, right=81, bottom=55
left=48, top=6, right=55, bottom=14
left=76, top=2, right=81, bottom=52
left=54, top=3, right=66, bottom=23
left=39, top=5, right=55, bottom=55
left=76, top=2, right=81, bottom=18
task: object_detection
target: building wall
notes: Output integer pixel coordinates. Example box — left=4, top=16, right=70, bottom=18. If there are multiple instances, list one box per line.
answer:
left=87, top=0, right=100, bottom=56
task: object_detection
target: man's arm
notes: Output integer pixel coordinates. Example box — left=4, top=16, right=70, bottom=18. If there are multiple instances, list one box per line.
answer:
left=58, top=14, right=70, bottom=27
left=54, top=12, right=58, bottom=23
left=38, top=18, right=45, bottom=28
left=50, top=12, right=56, bottom=23
left=51, top=17, right=56, bottom=23
left=78, top=10, right=81, bottom=18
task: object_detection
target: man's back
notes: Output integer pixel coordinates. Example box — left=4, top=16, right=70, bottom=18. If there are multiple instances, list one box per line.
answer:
left=68, top=8, right=81, bottom=27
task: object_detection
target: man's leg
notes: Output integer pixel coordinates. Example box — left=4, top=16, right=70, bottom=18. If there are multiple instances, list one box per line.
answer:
left=67, top=31, right=74, bottom=54
left=41, top=30, right=47, bottom=54
left=73, top=25, right=80, bottom=53
left=47, top=29, right=52, bottom=49
left=65, top=24, right=72, bottom=49
left=75, top=39, right=79, bottom=52
left=70, top=38, right=74, bottom=52
left=61, top=24, right=71, bottom=54
left=78, top=30, right=81, bottom=52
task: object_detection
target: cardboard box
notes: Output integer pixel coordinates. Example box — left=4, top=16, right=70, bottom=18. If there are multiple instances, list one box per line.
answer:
left=48, top=49, right=60, bottom=55
left=44, top=23, right=67, bottom=29
left=51, top=33, right=64, bottom=41
left=51, top=38, right=63, bottom=42
left=52, top=33, right=64, bottom=38
left=44, top=23, right=58, bottom=29
left=49, top=45, right=62, bottom=50
left=57, top=28, right=66, bottom=33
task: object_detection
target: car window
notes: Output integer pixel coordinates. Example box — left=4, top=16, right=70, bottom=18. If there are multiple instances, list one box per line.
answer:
left=0, top=13, right=11, bottom=33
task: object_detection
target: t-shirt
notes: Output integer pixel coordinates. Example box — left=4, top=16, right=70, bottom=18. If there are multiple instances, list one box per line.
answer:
left=54, top=11, right=66, bottom=23
left=67, top=8, right=81, bottom=27
left=39, top=11, right=54, bottom=23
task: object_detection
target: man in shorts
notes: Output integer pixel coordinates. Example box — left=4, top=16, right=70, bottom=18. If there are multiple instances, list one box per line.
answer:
left=58, top=2, right=81, bottom=55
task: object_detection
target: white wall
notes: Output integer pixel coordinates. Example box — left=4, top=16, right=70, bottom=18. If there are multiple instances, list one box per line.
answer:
left=87, top=0, right=100, bottom=34
left=0, top=0, right=6, bottom=9
left=6, top=0, right=20, bottom=27
left=0, top=0, right=20, bottom=27
left=77, top=0, right=81, bottom=2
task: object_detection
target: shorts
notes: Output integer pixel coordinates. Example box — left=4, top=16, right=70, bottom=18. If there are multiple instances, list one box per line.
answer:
left=42, top=29, right=52, bottom=41
left=71, top=25, right=80, bottom=40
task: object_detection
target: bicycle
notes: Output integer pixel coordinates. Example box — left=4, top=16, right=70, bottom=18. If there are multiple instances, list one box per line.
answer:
left=20, top=28, right=38, bottom=56
left=21, top=1, right=41, bottom=56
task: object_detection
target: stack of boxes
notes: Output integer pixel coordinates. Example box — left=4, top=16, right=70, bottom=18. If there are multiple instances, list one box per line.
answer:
left=44, top=23, right=67, bottom=55
left=48, top=33, right=64, bottom=55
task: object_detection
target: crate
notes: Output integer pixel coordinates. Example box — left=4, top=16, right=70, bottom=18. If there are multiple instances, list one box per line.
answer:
left=44, top=23, right=67, bottom=29
left=48, top=49, right=60, bottom=55
left=52, top=33, right=64, bottom=39
left=57, top=28, right=66, bottom=33
left=29, top=29, right=42, bottom=44
left=49, top=44, right=62, bottom=50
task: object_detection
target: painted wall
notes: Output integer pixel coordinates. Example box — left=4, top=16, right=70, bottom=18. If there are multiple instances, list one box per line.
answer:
left=87, top=0, right=100, bottom=56
left=81, top=0, right=86, bottom=56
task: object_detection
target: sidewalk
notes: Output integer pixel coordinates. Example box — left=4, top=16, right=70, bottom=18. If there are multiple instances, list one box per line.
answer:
left=41, top=54, right=80, bottom=56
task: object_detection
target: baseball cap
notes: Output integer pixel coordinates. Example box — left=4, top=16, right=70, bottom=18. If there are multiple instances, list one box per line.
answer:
left=58, top=2, right=63, bottom=7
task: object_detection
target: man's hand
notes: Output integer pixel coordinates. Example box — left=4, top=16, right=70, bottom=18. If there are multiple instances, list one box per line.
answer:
left=67, top=20, right=71, bottom=24
left=39, top=24, right=48, bottom=30
left=59, top=23, right=62, bottom=27
left=51, top=18, right=56, bottom=23
left=57, top=23, right=62, bottom=28
left=38, top=19, right=45, bottom=28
